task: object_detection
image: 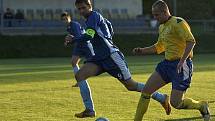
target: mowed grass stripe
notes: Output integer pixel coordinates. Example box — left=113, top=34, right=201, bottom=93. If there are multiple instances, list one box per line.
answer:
left=0, top=54, right=214, bottom=121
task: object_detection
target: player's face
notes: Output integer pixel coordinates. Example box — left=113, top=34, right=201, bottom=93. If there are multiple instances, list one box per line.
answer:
left=76, top=3, right=92, bottom=18
left=61, top=16, right=69, bottom=24
left=152, top=8, right=166, bottom=23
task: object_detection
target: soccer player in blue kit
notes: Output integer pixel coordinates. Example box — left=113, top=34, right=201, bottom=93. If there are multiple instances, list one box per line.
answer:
left=62, top=12, right=114, bottom=87
left=64, top=0, right=171, bottom=118
left=61, top=12, right=91, bottom=87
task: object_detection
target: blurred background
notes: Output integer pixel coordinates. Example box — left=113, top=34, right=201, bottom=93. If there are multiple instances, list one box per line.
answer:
left=0, top=0, right=215, bottom=58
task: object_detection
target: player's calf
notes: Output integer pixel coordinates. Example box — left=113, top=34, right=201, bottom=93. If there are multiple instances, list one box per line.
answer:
left=75, top=72, right=84, bottom=82
left=75, top=70, right=89, bottom=82
left=121, top=79, right=144, bottom=92
left=123, top=83, right=138, bottom=91
left=123, top=79, right=171, bottom=115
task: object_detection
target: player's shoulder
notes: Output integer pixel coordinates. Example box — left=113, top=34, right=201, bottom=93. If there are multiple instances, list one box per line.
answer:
left=93, top=10, right=102, bottom=16
left=87, top=11, right=104, bottom=25
left=171, top=16, right=191, bottom=29
left=104, top=18, right=111, bottom=24
left=171, top=16, right=187, bottom=24
left=90, top=11, right=104, bottom=20
left=71, top=21, right=81, bottom=26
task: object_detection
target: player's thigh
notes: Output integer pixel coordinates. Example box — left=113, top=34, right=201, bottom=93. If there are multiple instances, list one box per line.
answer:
left=107, top=51, right=132, bottom=82
left=171, top=59, right=193, bottom=91
left=75, top=62, right=102, bottom=81
left=142, top=71, right=167, bottom=94
left=105, top=56, right=134, bottom=89
left=71, top=55, right=81, bottom=66
left=170, top=89, right=185, bottom=108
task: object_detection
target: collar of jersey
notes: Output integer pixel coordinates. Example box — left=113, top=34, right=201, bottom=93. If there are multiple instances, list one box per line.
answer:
left=163, top=16, right=172, bottom=25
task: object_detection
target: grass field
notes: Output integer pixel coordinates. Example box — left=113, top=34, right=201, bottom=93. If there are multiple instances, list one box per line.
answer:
left=0, top=54, right=214, bottom=121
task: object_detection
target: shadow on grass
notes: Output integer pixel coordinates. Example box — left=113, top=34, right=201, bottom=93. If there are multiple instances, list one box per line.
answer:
left=208, top=101, right=215, bottom=103
left=165, top=101, right=214, bottom=121
left=0, top=86, right=74, bottom=94
left=165, top=115, right=215, bottom=121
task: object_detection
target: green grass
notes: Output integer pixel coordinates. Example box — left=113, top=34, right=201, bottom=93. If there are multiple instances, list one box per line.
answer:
left=0, top=54, right=214, bottom=121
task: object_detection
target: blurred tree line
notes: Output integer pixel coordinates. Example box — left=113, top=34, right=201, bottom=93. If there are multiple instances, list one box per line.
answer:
left=142, top=0, right=215, bottom=19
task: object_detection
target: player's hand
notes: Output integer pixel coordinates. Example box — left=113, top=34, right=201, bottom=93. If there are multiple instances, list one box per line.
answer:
left=133, top=47, right=143, bottom=55
left=64, top=34, right=74, bottom=47
left=177, top=60, right=185, bottom=73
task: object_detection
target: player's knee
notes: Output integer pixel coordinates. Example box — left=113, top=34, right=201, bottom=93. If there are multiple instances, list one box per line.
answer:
left=75, top=72, right=83, bottom=82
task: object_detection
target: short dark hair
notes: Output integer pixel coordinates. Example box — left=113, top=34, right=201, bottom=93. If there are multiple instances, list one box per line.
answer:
left=61, top=11, right=71, bottom=18
left=61, top=11, right=69, bottom=18
left=152, top=0, right=169, bottom=12
left=75, top=0, right=92, bottom=7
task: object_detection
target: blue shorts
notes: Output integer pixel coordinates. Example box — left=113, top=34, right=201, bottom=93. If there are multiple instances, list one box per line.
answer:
left=156, top=59, right=193, bottom=91
left=72, top=43, right=91, bottom=59
left=86, top=51, right=131, bottom=81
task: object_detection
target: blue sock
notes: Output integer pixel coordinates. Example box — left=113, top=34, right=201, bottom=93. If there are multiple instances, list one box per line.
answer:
left=73, top=65, right=94, bottom=111
left=151, top=91, right=166, bottom=103
left=136, top=82, right=145, bottom=92
left=78, top=80, right=95, bottom=112
left=73, top=65, right=80, bottom=74
left=137, top=83, right=165, bottom=103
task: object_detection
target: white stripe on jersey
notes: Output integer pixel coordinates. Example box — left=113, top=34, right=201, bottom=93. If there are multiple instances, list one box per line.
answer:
left=97, top=27, right=118, bottom=53
left=87, top=40, right=95, bottom=56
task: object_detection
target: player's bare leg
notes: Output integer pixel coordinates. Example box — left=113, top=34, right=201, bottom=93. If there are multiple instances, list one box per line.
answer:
left=170, top=89, right=210, bottom=121
left=134, top=71, right=168, bottom=121
left=71, top=55, right=81, bottom=87
left=121, top=78, right=171, bottom=115
left=75, top=63, right=102, bottom=118
left=75, top=62, right=102, bottom=81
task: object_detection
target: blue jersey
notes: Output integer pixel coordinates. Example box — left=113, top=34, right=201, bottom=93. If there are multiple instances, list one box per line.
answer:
left=74, top=11, right=119, bottom=61
left=81, top=17, right=114, bottom=39
left=104, top=18, right=114, bottom=39
left=66, top=21, right=92, bottom=59
left=67, top=21, right=85, bottom=37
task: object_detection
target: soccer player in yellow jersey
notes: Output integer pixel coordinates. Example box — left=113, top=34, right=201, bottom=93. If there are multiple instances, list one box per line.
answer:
left=133, top=0, right=210, bottom=121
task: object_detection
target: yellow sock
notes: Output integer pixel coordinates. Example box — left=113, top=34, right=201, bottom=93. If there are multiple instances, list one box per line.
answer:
left=177, top=98, right=202, bottom=110
left=134, top=93, right=151, bottom=121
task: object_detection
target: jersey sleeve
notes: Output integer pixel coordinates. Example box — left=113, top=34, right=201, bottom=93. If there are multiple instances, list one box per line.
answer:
left=154, top=38, right=165, bottom=54
left=72, top=23, right=83, bottom=37
left=175, top=19, right=195, bottom=42
left=85, top=12, right=102, bottom=38
left=74, top=12, right=102, bottom=42
left=105, top=19, right=114, bottom=38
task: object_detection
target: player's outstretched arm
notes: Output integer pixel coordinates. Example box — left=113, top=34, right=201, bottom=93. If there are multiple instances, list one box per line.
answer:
left=177, top=41, right=195, bottom=73
left=133, top=45, right=157, bottom=55
left=72, top=28, right=96, bottom=43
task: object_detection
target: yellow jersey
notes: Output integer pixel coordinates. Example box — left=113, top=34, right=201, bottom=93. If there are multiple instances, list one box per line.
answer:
left=154, top=16, right=195, bottom=61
